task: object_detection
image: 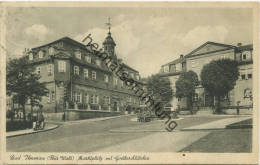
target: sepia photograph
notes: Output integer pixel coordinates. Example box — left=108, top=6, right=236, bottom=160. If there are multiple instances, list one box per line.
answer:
left=0, top=2, right=258, bottom=164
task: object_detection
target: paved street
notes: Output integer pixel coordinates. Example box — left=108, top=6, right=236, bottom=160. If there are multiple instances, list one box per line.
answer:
left=6, top=115, right=252, bottom=152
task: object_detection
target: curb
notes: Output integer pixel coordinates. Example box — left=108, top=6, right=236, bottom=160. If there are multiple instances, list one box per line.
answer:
left=226, top=124, right=252, bottom=129
left=49, top=114, right=134, bottom=125
left=6, top=124, right=59, bottom=138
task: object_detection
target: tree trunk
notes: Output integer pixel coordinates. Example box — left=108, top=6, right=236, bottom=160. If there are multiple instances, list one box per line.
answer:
left=187, top=96, right=193, bottom=114
left=215, top=95, right=221, bottom=114
left=30, top=98, right=33, bottom=121
left=22, top=103, right=26, bottom=121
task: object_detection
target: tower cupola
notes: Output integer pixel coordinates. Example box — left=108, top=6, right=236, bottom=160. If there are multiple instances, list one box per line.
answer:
left=103, top=17, right=116, bottom=57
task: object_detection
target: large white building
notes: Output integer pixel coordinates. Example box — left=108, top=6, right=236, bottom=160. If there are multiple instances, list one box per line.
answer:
left=159, top=42, right=253, bottom=110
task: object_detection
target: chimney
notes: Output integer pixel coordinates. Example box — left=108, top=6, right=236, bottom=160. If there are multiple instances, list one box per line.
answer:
left=180, top=54, right=184, bottom=59
left=237, top=43, right=242, bottom=47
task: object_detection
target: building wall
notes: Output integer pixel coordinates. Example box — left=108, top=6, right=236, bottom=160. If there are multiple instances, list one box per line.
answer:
left=232, top=64, right=253, bottom=106
left=23, top=37, right=141, bottom=114
left=186, top=49, right=235, bottom=79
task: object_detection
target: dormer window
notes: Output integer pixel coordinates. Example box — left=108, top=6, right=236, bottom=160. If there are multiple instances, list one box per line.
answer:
left=136, top=75, right=140, bottom=80
left=29, top=53, right=33, bottom=60
left=38, top=51, right=44, bottom=58
left=75, top=51, right=81, bottom=59
left=49, top=47, right=54, bottom=55
left=130, top=73, right=134, bottom=78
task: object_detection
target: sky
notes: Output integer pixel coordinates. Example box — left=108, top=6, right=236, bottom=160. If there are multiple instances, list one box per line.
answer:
left=6, top=7, right=253, bottom=77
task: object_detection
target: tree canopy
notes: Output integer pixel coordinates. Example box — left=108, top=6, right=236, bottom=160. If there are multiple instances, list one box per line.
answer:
left=6, top=56, right=48, bottom=120
left=200, top=58, right=239, bottom=112
left=175, top=70, right=199, bottom=112
left=200, top=59, right=239, bottom=97
left=146, top=74, right=173, bottom=104
left=175, top=70, right=199, bottom=99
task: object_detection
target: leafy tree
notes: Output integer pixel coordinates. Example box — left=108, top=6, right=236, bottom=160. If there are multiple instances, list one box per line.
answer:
left=6, top=57, right=48, bottom=121
left=175, top=71, right=199, bottom=114
left=200, top=59, right=239, bottom=113
left=146, top=74, right=173, bottom=105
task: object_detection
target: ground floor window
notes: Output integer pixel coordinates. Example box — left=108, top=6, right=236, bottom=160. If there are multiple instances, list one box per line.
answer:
left=72, top=92, right=82, bottom=103
left=90, top=95, right=99, bottom=104
left=104, top=96, right=110, bottom=105
left=47, top=91, right=55, bottom=103
left=193, top=93, right=198, bottom=101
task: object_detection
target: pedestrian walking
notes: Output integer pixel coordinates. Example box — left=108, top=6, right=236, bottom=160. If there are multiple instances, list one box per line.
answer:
left=236, top=101, right=240, bottom=115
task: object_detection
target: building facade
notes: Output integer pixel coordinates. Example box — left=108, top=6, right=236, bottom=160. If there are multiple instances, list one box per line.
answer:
left=159, top=42, right=253, bottom=109
left=23, top=31, right=141, bottom=113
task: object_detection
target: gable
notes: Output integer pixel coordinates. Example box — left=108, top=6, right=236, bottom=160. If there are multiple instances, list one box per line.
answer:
left=187, top=42, right=235, bottom=57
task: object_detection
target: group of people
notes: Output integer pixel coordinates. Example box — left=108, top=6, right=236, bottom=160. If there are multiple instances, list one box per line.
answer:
left=32, top=111, right=45, bottom=130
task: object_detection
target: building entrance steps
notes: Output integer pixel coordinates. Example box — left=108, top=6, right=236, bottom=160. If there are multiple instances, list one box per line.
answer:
left=181, top=116, right=251, bottom=131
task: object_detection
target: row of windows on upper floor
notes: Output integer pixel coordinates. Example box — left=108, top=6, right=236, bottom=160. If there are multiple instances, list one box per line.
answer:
left=162, top=52, right=253, bottom=73
left=163, top=63, right=185, bottom=73
left=57, top=61, right=140, bottom=81
left=34, top=62, right=135, bottom=87
left=29, top=47, right=140, bottom=80
left=29, top=47, right=104, bottom=68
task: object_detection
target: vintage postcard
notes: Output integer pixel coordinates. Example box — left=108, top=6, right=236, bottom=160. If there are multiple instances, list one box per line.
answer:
left=0, top=2, right=259, bottom=164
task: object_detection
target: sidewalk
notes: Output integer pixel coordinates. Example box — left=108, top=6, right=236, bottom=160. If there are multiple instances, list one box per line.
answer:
left=6, top=123, right=59, bottom=138
left=181, top=116, right=251, bottom=131
left=47, top=114, right=134, bottom=126
left=97, top=131, right=210, bottom=152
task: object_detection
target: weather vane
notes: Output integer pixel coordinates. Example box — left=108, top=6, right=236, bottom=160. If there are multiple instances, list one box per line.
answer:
left=106, top=17, right=111, bottom=33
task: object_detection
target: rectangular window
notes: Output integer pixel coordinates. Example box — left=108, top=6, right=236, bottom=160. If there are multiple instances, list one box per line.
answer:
left=248, top=73, right=252, bottom=79
left=96, top=60, right=101, bottom=66
left=58, top=61, right=66, bottom=72
left=241, top=74, right=246, bottom=80
left=86, top=55, right=91, bottom=63
left=47, top=64, right=53, bottom=76
left=104, top=74, right=109, bottom=82
left=84, top=69, right=89, bottom=79
left=36, top=66, right=41, bottom=75
left=163, top=65, right=169, bottom=72
left=92, top=71, right=96, bottom=80
left=104, top=96, right=110, bottom=105
left=39, top=51, right=43, bottom=58
left=76, top=93, right=81, bottom=103
left=191, top=61, right=196, bottom=68
left=49, top=47, right=54, bottom=55
left=29, top=53, right=33, bottom=60
left=243, top=54, right=247, bottom=60
left=90, top=95, right=94, bottom=104
left=193, top=93, right=198, bottom=101
left=74, top=66, right=79, bottom=75
left=75, top=51, right=81, bottom=59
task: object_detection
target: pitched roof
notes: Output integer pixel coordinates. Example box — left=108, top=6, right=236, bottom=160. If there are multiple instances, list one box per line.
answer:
left=32, top=37, right=91, bottom=51
left=185, top=41, right=236, bottom=58
left=236, top=44, right=253, bottom=51
left=122, top=63, right=138, bottom=73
